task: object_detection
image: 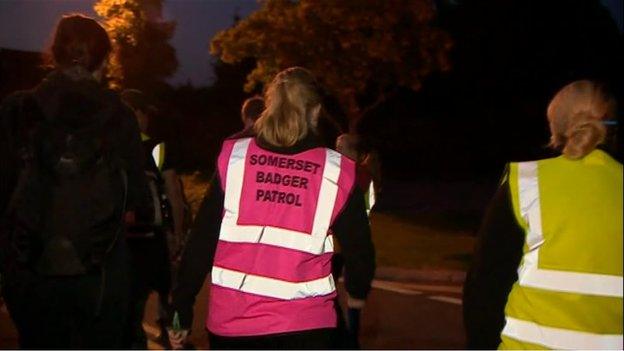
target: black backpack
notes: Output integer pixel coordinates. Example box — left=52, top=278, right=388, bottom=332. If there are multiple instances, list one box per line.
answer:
left=6, top=95, right=128, bottom=276
left=126, top=138, right=172, bottom=238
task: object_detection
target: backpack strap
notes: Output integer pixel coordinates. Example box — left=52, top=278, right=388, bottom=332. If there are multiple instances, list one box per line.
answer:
left=105, top=169, right=128, bottom=256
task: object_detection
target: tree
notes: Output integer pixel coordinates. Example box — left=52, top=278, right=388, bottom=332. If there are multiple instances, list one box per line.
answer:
left=357, top=0, right=623, bottom=180
left=94, top=0, right=178, bottom=93
left=210, top=0, right=452, bottom=118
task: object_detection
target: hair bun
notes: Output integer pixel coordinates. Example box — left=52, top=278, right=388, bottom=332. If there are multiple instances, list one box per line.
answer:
left=562, top=111, right=606, bottom=159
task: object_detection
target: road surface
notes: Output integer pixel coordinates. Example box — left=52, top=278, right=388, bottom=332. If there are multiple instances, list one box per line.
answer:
left=0, top=278, right=465, bottom=349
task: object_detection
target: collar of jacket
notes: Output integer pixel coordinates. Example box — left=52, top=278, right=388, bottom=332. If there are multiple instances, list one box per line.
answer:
left=254, top=133, right=325, bottom=155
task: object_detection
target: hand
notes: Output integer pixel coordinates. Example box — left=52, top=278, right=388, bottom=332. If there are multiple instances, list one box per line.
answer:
left=167, top=329, right=189, bottom=350
left=167, top=231, right=184, bottom=263
left=124, top=211, right=136, bottom=225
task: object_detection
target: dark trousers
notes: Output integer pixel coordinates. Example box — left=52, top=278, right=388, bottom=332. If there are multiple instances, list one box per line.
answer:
left=123, top=232, right=172, bottom=348
left=2, top=245, right=130, bottom=349
left=209, top=328, right=337, bottom=350
left=331, top=254, right=360, bottom=349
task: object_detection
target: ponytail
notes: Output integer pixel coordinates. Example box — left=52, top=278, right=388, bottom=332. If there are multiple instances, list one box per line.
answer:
left=547, top=80, right=616, bottom=160
left=561, top=112, right=606, bottom=159
left=255, top=67, right=321, bottom=147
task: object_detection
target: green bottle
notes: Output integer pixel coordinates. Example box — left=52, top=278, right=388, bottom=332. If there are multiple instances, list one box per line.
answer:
left=172, top=311, right=182, bottom=332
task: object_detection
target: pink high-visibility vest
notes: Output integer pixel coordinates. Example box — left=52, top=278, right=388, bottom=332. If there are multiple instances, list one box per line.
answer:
left=207, top=137, right=356, bottom=336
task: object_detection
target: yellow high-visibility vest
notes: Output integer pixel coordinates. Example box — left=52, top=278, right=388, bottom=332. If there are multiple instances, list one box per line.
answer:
left=500, top=149, right=623, bottom=350
left=141, top=133, right=166, bottom=171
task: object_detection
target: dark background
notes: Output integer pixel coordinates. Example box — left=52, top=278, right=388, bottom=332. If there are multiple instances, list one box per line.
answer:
left=1, top=0, right=622, bottom=220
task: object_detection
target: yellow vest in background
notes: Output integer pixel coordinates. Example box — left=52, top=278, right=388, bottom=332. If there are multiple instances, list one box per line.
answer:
left=141, top=132, right=166, bottom=171
left=500, top=149, right=623, bottom=350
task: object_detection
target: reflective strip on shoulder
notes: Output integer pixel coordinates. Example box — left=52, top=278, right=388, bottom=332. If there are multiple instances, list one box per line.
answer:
left=508, top=163, right=528, bottom=230
left=212, top=266, right=336, bottom=300
left=223, top=138, right=252, bottom=216
left=220, top=141, right=338, bottom=254
left=502, top=317, right=623, bottom=350
left=517, top=161, right=544, bottom=250
left=152, top=142, right=166, bottom=170
left=516, top=161, right=623, bottom=297
left=311, top=149, right=341, bottom=237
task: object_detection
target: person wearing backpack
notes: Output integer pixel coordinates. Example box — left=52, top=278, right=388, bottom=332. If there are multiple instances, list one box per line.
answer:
left=0, top=14, right=151, bottom=349
left=120, top=89, right=186, bottom=348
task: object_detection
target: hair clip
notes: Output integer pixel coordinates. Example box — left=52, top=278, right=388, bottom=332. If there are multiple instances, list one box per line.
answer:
left=602, top=120, right=618, bottom=126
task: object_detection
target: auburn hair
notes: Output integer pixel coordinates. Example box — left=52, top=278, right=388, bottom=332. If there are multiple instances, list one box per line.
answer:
left=241, top=96, right=265, bottom=123
left=254, top=67, right=322, bottom=147
left=51, top=14, right=111, bottom=72
left=547, top=80, right=617, bottom=160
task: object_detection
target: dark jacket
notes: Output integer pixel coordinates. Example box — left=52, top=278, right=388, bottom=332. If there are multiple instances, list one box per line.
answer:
left=0, top=68, right=151, bottom=272
left=462, top=180, right=525, bottom=349
left=172, top=134, right=376, bottom=329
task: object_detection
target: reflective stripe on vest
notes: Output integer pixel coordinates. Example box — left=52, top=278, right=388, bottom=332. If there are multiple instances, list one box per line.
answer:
left=218, top=223, right=334, bottom=255
left=503, top=317, right=623, bottom=350
left=219, top=138, right=340, bottom=254
left=515, top=161, right=623, bottom=298
left=502, top=156, right=623, bottom=350
left=141, top=133, right=166, bottom=170
left=214, top=137, right=341, bottom=298
left=365, top=181, right=376, bottom=216
left=152, top=142, right=165, bottom=170
left=212, top=266, right=335, bottom=300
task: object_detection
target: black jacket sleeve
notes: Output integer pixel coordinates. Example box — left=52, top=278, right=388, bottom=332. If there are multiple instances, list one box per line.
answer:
left=113, top=101, right=151, bottom=215
left=0, top=94, right=22, bottom=270
left=172, top=174, right=223, bottom=329
left=0, top=94, right=21, bottom=216
left=463, top=180, right=525, bottom=349
left=331, top=186, right=376, bottom=300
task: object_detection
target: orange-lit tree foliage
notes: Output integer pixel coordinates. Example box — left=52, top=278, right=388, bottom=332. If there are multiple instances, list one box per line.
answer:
left=94, top=0, right=177, bottom=92
left=211, top=0, right=452, bottom=118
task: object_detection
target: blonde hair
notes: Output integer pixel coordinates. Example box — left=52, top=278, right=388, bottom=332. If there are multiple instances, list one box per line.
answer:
left=547, top=80, right=616, bottom=160
left=254, top=67, right=322, bottom=147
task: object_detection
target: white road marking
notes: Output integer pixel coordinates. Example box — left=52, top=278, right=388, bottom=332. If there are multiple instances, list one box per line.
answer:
left=428, top=296, right=463, bottom=305
left=372, top=280, right=423, bottom=295
left=370, top=279, right=463, bottom=305
left=379, top=281, right=463, bottom=294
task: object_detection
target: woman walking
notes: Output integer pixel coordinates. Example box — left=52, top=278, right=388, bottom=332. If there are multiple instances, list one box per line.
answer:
left=169, top=67, right=375, bottom=349
left=464, top=80, right=622, bottom=349
left=0, top=14, right=150, bottom=348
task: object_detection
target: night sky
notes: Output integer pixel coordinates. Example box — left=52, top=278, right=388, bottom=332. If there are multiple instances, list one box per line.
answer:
left=0, top=0, right=621, bottom=87
left=0, top=0, right=259, bottom=86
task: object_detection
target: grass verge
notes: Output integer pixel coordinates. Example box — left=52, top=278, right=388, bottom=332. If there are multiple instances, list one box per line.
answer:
left=180, top=174, right=475, bottom=271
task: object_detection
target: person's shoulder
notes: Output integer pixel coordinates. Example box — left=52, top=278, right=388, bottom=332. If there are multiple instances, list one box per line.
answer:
left=1, top=90, right=34, bottom=112
left=227, top=127, right=255, bottom=140
left=329, top=148, right=356, bottom=168
left=223, top=135, right=254, bottom=146
left=108, top=89, right=133, bottom=114
left=0, top=90, right=38, bottom=129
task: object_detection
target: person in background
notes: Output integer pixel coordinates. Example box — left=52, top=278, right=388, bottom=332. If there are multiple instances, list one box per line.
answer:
left=168, top=67, right=375, bottom=349
left=120, top=89, right=186, bottom=348
left=334, top=132, right=379, bottom=348
left=336, top=133, right=379, bottom=215
left=463, top=80, right=622, bottom=349
left=0, top=14, right=150, bottom=348
left=229, top=95, right=265, bottom=139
